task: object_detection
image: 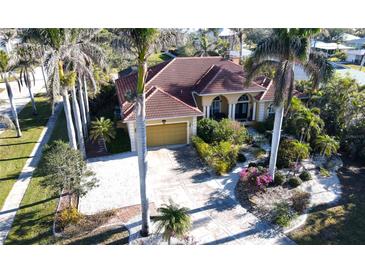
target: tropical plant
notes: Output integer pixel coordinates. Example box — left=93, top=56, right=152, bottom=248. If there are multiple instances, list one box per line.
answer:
left=193, top=32, right=219, bottom=57
left=0, top=28, right=17, bottom=53
left=14, top=44, right=39, bottom=114
left=0, top=50, right=22, bottom=137
left=89, top=117, right=116, bottom=150
left=24, top=28, right=106, bottom=155
left=112, top=28, right=174, bottom=236
left=239, top=166, right=273, bottom=192
left=230, top=28, right=246, bottom=61
left=277, top=139, right=310, bottom=169
left=153, top=200, right=191, bottom=245
left=315, top=134, right=339, bottom=157
left=244, top=28, right=334, bottom=178
left=40, top=140, right=98, bottom=209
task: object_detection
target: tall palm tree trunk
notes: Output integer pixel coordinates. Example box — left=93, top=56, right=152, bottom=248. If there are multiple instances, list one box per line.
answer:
left=136, top=61, right=150, bottom=236
left=77, top=77, right=88, bottom=138
left=83, top=76, right=91, bottom=125
left=62, top=90, right=77, bottom=149
left=268, top=104, right=284, bottom=178
left=27, top=84, right=37, bottom=115
left=5, top=78, right=21, bottom=137
left=71, top=87, right=86, bottom=158
left=239, top=34, right=243, bottom=61
left=41, top=62, right=48, bottom=94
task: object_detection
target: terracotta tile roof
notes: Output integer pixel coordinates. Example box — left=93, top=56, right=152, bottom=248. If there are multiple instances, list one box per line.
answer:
left=116, top=57, right=274, bottom=121
left=124, top=86, right=203, bottom=121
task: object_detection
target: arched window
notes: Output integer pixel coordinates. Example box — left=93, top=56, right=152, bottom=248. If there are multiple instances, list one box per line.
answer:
left=211, top=96, right=221, bottom=115
left=238, top=94, right=250, bottom=103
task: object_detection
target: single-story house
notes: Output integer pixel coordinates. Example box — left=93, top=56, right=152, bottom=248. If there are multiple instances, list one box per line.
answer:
left=115, top=57, right=280, bottom=151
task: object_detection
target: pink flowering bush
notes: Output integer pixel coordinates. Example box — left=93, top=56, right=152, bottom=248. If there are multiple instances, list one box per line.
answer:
left=239, top=166, right=273, bottom=192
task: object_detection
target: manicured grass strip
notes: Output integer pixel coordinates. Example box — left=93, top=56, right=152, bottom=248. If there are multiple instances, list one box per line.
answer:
left=5, top=109, right=68, bottom=245
left=0, top=96, right=51, bottom=209
left=289, top=163, right=365, bottom=244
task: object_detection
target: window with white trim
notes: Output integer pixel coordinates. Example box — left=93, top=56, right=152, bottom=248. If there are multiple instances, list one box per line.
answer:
left=267, top=104, right=275, bottom=116
left=211, top=96, right=221, bottom=115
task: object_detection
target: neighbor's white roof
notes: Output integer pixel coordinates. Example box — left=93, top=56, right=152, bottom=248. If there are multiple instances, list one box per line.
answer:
left=219, top=28, right=235, bottom=37
left=229, top=48, right=252, bottom=58
left=311, top=40, right=353, bottom=50
left=341, top=33, right=360, bottom=41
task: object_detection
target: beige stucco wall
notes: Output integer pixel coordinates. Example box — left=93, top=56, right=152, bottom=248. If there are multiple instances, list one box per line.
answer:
left=199, top=92, right=262, bottom=106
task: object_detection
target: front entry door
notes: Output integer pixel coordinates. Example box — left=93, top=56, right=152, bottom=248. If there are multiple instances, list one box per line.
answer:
left=235, top=102, right=248, bottom=120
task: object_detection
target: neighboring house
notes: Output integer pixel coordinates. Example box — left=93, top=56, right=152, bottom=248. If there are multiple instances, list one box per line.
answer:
left=115, top=57, right=280, bottom=151
left=344, top=37, right=365, bottom=64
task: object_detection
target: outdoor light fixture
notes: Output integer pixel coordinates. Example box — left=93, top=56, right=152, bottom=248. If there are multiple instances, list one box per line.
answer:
left=162, top=119, right=166, bottom=124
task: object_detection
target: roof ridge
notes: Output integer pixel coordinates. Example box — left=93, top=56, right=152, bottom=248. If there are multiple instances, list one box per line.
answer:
left=201, top=67, right=223, bottom=93
left=146, top=58, right=176, bottom=85
left=193, top=64, right=217, bottom=88
left=122, top=86, right=157, bottom=120
left=153, top=86, right=202, bottom=113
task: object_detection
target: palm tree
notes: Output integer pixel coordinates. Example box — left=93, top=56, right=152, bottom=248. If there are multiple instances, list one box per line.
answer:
left=245, top=28, right=334, bottom=178
left=89, top=117, right=116, bottom=151
left=230, top=28, right=246, bottom=61
left=14, top=44, right=39, bottom=115
left=193, top=33, right=217, bottom=57
left=0, top=50, right=22, bottom=137
left=153, top=200, right=191, bottom=245
left=0, top=29, right=17, bottom=53
left=60, top=69, right=77, bottom=150
left=315, top=134, right=339, bottom=157
left=113, top=28, right=174, bottom=236
left=27, top=28, right=105, bottom=153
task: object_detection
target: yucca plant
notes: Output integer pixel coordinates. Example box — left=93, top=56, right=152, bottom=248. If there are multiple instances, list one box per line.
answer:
left=89, top=117, right=116, bottom=151
left=153, top=200, right=191, bottom=245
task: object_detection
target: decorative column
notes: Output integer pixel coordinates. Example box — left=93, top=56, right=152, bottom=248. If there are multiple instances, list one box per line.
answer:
left=232, top=104, right=236, bottom=120
left=127, top=122, right=136, bottom=152
left=206, top=105, right=211, bottom=118
left=228, top=104, right=233, bottom=120
left=192, top=116, right=197, bottom=135
left=257, top=102, right=265, bottom=121
left=252, top=101, right=257, bottom=121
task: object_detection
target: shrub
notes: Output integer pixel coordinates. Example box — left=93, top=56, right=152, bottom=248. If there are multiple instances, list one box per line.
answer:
left=274, top=171, right=286, bottom=185
left=290, top=191, right=311, bottom=214
left=197, top=118, right=248, bottom=145
left=58, top=207, right=82, bottom=230
left=320, top=167, right=331, bottom=177
left=299, top=170, right=312, bottom=181
left=192, top=136, right=211, bottom=158
left=197, top=118, right=219, bottom=144
left=211, top=141, right=239, bottom=175
left=192, top=137, right=238, bottom=175
left=287, top=176, right=303, bottom=187
left=273, top=202, right=297, bottom=227
left=277, top=139, right=310, bottom=169
left=253, top=147, right=266, bottom=158
left=248, top=162, right=257, bottom=167
left=239, top=166, right=273, bottom=192
left=237, top=151, right=246, bottom=163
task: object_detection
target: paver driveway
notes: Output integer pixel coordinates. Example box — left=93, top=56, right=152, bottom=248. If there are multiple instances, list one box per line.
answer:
left=79, top=145, right=293, bottom=245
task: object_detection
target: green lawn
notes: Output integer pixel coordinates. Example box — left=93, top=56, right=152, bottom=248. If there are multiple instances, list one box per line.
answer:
left=147, top=52, right=172, bottom=66
left=0, top=96, right=52, bottom=209
left=289, top=161, right=365, bottom=244
left=5, top=109, right=68, bottom=245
